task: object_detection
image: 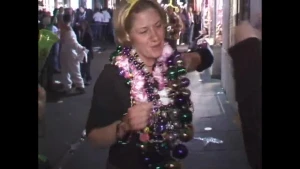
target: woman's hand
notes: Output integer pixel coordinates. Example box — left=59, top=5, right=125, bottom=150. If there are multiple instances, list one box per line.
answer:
left=124, top=102, right=153, bottom=131
left=182, top=52, right=201, bottom=72
left=38, top=84, right=46, bottom=120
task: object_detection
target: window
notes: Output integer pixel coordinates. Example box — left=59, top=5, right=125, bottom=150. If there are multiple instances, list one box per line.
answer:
left=86, top=0, right=92, bottom=9
left=70, top=0, right=79, bottom=9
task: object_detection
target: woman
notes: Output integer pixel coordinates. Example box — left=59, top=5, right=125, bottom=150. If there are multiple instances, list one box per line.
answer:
left=59, top=14, right=86, bottom=93
left=79, top=20, right=94, bottom=85
left=86, top=1, right=213, bottom=169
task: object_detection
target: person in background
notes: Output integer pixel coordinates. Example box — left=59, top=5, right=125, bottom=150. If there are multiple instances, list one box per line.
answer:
left=178, top=8, right=188, bottom=45
left=74, top=7, right=87, bottom=38
left=79, top=20, right=94, bottom=85
left=228, top=21, right=261, bottom=169
left=75, top=6, right=87, bottom=24
left=166, top=6, right=184, bottom=49
left=187, top=7, right=194, bottom=47
left=193, top=9, right=201, bottom=39
left=38, top=84, right=46, bottom=120
left=59, top=14, right=86, bottom=94
left=107, top=7, right=115, bottom=43
left=92, top=8, right=104, bottom=40
left=39, top=16, right=60, bottom=91
left=102, top=7, right=112, bottom=41
left=56, top=7, right=65, bottom=25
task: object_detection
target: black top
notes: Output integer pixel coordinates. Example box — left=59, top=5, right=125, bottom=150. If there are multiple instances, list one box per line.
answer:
left=86, top=49, right=214, bottom=169
left=78, top=31, right=94, bottom=59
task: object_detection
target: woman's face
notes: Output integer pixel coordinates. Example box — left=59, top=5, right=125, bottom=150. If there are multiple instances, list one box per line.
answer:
left=129, top=8, right=165, bottom=59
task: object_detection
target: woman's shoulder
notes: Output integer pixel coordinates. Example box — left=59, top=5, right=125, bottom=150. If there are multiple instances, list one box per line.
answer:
left=93, top=64, right=130, bottom=111
left=100, top=64, right=119, bottom=77
left=94, top=64, right=127, bottom=89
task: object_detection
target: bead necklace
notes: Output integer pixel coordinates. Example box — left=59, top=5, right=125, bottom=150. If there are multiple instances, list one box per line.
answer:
left=110, top=44, right=194, bottom=169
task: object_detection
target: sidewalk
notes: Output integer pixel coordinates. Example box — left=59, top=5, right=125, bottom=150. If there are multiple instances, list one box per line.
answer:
left=39, top=47, right=250, bottom=169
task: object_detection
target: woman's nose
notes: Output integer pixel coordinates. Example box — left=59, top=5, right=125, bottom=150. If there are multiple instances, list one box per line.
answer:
left=150, top=30, right=159, bottom=41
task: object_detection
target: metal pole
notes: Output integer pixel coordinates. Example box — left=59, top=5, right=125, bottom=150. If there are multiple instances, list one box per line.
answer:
left=212, top=0, right=217, bottom=45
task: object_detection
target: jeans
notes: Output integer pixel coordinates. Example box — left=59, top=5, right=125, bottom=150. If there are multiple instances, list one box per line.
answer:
left=53, top=42, right=60, bottom=71
left=92, top=22, right=103, bottom=40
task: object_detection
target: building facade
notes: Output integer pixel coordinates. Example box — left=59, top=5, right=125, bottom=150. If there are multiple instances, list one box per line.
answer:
left=221, top=0, right=261, bottom=111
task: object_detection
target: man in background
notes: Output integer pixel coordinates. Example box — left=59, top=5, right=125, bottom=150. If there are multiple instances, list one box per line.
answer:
left=166, top=6, right=184, bottom=50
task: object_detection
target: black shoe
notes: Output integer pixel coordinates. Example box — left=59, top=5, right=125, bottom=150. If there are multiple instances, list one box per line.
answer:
left=84, top=80, right=91, bottom=86
left=57, top=88, right=72, bottom=94
left=75, top=87, right=85, bottom=94
left=53, top=69, right=61, bottom=74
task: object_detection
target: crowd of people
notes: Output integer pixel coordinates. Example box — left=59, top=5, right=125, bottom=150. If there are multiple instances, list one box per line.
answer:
left=38, top=4, right=209, bottom=94
left=38, top=6, right=115, bottom=94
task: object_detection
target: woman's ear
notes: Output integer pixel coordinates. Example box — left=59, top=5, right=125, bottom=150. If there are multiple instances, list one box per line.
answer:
left=126, top=34, right=130, bottom=42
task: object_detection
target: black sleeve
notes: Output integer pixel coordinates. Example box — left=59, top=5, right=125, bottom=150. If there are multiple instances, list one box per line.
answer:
left=228, top=37, right=261, bottom=102
left=87, top=34, right=93, bottom=50
left=190, top=47, right=214, bottom=72
left=85, top=64, right=130, bottom=135
left=83, top=33, right=94, bottom=58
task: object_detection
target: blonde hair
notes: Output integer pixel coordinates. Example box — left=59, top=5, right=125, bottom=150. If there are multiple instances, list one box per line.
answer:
left=113, top=0, right=166, bottom=46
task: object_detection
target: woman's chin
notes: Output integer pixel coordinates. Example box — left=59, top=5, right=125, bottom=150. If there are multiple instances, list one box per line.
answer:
left=150, top=49, right=163, bottom=58
left=152, top=53, right=162, bottom=59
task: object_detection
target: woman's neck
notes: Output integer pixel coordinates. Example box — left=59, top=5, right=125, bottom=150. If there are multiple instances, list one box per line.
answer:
left=138, top=54, right=156, bottom=72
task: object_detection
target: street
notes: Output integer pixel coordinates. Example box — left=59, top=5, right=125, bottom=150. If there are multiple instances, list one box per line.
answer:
left=39, top=46, right=251, bottom=169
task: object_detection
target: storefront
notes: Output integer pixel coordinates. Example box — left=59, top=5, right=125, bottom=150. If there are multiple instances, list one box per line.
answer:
left=107, top=0, right=116, bottom=8
left=198, top=0, right=223, bottom=45
left=221, top=0, right=251, bottom=111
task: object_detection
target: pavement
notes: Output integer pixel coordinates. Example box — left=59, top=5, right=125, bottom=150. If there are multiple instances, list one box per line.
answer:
left=39, top=45, right=251, bottom=169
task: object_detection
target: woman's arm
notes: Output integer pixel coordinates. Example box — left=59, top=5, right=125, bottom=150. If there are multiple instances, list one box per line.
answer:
left=86, top=65, right=128, bottom=148
left=88, top=121, right=122, bottom=147
left=182, top=47, right=214, bottom=72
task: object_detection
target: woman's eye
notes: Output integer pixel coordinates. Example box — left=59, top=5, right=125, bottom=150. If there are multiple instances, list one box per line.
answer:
left=139, top=30, right=147, bottom=34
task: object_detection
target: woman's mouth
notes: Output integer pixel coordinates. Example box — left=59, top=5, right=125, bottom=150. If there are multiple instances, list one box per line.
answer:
left=151, top=42, right=163, bottom=49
